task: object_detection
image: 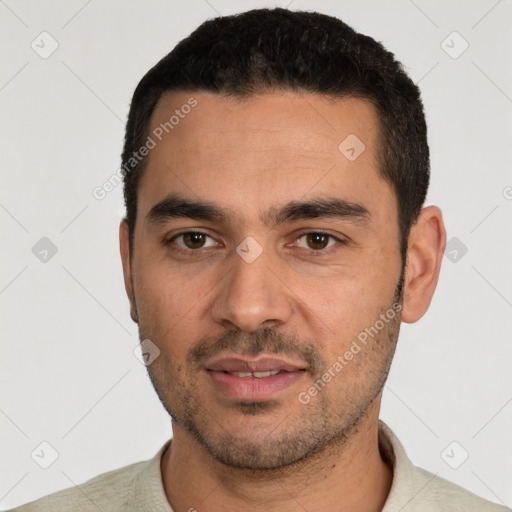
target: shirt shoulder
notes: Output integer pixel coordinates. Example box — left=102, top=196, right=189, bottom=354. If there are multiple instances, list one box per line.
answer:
left=7, top=460, right=145, bottom=512
left=379, top=421, right=510, bottom=512
left=407, top=465, right=510, bottom=512
left=7, top=442, right=173, bottom=512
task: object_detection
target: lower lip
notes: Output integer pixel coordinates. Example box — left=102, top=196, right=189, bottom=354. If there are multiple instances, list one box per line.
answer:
left=206, top=370, right=306, bottom=401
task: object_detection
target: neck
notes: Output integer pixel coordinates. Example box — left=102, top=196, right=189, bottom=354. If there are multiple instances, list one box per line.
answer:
left=161, top=400, right=392, bottom=512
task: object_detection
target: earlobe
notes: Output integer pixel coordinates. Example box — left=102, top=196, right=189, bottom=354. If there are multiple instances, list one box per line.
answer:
left=401, top=206, right=446, bottom=324
left=119, top=220, right=138, bottom=323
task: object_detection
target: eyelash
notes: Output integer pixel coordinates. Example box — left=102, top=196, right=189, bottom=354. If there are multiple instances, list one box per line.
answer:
left=165, top=230, right=345, bottom=255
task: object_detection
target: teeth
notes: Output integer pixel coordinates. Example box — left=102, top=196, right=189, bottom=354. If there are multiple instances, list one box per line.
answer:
left=253, top=370, right=280, bottom=378
left=229, top=370, right=282, bottom=378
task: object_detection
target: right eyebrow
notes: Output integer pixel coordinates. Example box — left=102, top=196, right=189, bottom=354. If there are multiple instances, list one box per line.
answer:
left=146, top=194, right=229, bottom=226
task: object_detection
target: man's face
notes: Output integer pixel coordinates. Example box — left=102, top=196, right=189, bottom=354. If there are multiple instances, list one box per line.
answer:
left=124, top=91, right=404, bottom=469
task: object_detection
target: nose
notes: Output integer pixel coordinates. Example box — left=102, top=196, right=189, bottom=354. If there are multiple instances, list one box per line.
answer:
left=211, top=244, right=294, bottom=332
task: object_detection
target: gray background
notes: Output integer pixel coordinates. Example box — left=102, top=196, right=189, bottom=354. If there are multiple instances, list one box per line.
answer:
left=1, top=0, right=511, bottom=509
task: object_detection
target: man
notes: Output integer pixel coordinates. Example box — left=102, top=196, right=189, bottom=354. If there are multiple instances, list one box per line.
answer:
left=11, top=7, right=509, bottom=512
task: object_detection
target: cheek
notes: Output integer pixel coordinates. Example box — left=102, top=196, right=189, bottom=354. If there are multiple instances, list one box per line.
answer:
left=297, top=256, right=397, bottom=337
left=133, top=259, right=198, bottom=339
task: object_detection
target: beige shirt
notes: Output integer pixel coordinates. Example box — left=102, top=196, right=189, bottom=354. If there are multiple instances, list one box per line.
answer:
left=9, top=421, right=510, bottom=511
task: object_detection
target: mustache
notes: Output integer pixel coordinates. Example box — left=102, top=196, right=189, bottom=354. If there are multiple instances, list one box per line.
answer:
left=187, top=328, right=326, bottom=374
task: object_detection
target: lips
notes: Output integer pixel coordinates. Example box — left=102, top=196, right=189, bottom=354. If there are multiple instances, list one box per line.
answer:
left=205, top=356, right=304, bottom=373
left=205, top=356, right=307, bottom=400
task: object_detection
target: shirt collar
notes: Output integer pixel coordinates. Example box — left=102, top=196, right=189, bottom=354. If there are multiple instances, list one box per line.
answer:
left=127, top=420, right=419, bottom=511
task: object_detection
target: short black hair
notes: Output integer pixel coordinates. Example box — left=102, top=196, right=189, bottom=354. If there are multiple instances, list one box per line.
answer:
left=121, top=7, right=429, bottom=265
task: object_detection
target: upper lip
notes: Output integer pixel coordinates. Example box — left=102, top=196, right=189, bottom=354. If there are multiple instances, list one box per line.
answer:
left=205, top=356, right=305, bottom=373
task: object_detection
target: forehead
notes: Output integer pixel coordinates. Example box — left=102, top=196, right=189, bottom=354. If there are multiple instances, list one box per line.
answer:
left=150, top=90, right=379, bottom=154
left=137, top=90, right=395, bottom=226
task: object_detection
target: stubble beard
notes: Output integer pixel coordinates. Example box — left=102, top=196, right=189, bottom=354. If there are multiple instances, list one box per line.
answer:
left=143, top=294, right=402, bottom=472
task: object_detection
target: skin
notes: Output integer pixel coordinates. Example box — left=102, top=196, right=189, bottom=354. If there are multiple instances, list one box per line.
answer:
left=120, top=90, right=446, bottom=511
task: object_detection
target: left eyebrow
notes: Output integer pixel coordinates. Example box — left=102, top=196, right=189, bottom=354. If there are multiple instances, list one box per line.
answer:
left=261, top=198, right=371, bottom=228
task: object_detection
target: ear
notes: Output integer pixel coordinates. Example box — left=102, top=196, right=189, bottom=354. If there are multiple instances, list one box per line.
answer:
left=119, top=220, right=138, bottom=323
left=401, top=206, right=446, bottom=323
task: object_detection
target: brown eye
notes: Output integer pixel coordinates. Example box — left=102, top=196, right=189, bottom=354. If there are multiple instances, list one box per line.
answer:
left=173, top=232, right=216, bottom=250
left=306, top=233, right=329, bottom=250
left=183, top=232, right=206, bottom=248
left=296, top=232, right=338, bottom=251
